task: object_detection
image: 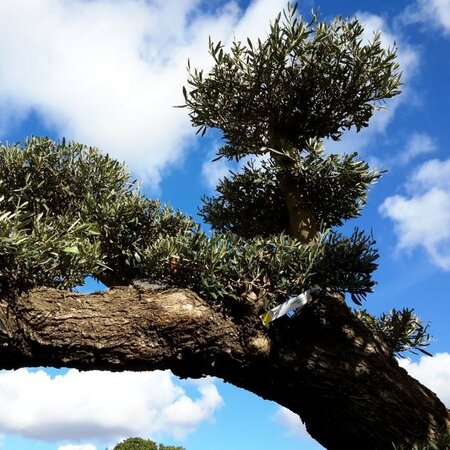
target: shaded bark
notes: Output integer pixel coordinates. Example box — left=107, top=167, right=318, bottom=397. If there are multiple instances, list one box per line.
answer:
left=280, top=170, right=318, bottom=243
left=267, top=132, right=318, bottom=243
left=0, top=286, right=448, bottom=449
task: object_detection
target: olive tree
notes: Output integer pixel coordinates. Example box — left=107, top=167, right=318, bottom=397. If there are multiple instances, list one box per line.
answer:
left=0, top=5, right=448, bottom=450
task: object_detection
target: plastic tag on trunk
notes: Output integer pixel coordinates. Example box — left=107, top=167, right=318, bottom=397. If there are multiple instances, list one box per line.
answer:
left=260, top=286, right=321, bottom=325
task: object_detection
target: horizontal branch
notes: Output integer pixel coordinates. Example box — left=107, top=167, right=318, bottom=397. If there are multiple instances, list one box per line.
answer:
left=0, top=286, right=448, bottom=449
left=0, top=286, right=265, bottom=377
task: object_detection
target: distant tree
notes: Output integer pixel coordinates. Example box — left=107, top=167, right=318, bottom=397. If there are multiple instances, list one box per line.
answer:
left=113, top=437, right=158, bottom=450
left=0, top=4, right=448, bottom=450
left=111, top=437, right=185, bottom=450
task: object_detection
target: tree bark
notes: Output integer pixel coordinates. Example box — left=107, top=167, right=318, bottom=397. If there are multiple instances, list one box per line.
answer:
left=0, top=286, right=448, bottom=449
left=280, top=170, right=318, bottom=243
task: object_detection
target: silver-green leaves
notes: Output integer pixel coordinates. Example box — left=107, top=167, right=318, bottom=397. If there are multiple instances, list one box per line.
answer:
left=183, top=4, right=401, bottom=159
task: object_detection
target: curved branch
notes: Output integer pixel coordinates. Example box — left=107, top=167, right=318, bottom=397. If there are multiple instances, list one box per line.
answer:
left=0, top=287, right=448, bottom=449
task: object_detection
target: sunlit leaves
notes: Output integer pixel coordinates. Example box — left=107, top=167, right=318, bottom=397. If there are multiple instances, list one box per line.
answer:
left=356, top=308, right=432, bottom=356
left=0, top=137, right=194, bottom=294
left=0, top=203, right=103, bottom=295
left=183, top=5, right=401, bottom=159
left=0, top=138, right=377, bottom=309
left=141, top=228, right=378, bottom=307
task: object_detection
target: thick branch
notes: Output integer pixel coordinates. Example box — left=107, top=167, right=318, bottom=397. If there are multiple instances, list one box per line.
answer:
left=0, top=287, right=448, bottom=449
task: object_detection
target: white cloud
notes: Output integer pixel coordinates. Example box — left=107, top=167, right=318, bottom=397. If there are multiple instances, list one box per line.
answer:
left=403, top=0, right=450, bottom=35
left=58, top=445, right=97, bottom=450
left=158, top=382, right=222, bottom=438
left=0, top=0, right=286, bottom=191
left=274, top=407, right=315, bottom=441
left=397, top=132, right=437, bottom=165
left=398, top=353, right=450, bottom=407
left=202, top=149, right=235, bottom=190
left=379, top=158, right=450, bottom=270
left=0, top=369, right=222, bottom=443
left=411, top=158, right=450, bottom=190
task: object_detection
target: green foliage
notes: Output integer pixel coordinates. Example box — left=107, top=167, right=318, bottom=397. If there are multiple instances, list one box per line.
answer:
left=111, top=437, right=185, bottom=450
left=0, top=136, right=130, bottom=215
left=315, top=230, right=378, bottom=305
left=0, top=137, right=376, bottom=304
left=183, top=3, right=401, bottom=159
left=0, top=201, right=102, bottom=296
left=200, top=160, right=290, bottom=238
left=356, top=308, right=432, bottom=356
left=142, top=228, right=378, bottom=306
left=201, top=140, right=381, bottom=237
left=0, top=4, right=421, bottom=360
left=0, top=137, right=193, bottom=294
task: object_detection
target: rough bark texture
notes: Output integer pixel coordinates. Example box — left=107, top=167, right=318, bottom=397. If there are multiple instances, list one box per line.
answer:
left=0, top=286, right=448, bottom=449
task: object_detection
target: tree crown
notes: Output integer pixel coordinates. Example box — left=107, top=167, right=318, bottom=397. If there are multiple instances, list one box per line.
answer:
left=183, top=3, right=401, bottom=159
left=111, top=437, right=185, bottom=450
left=0, top=6, right=429, bottom=356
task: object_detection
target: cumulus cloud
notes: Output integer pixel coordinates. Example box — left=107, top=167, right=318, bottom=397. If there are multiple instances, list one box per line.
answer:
left=201, top=149, right=235, bottom=190
left=0, top=369, right=222, bottom=443
left=274, top=407, right=314, bottom=441
left=397, top=132, right=437, bottom=165
left=58, top=445, right=97, bottom=450
left=403, top=0, right=450, bottom=35
left=379, top=157, right=450, bottom=270
left=398, top=353, right=450, bottom=407
left=0, top=0, right=286, bottom=191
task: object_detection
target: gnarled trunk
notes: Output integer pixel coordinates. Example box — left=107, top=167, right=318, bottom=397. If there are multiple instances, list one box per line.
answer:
left=0, top=286, right=448, bottom=449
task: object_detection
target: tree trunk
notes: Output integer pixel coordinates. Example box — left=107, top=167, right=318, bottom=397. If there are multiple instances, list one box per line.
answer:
left=266, top=132, right=318, bottom=243
left=280, top=170, right=318, bottom=243
left=0, top=286, right=448, bottom=449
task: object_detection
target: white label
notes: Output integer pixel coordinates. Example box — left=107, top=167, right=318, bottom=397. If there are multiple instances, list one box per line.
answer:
left=260, top=286, right=321, bottom=325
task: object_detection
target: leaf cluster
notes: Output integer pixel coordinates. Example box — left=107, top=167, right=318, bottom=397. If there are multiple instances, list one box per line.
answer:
left=183, top=4, right=401, bottom=159
left=141, top=228, right=378, bottom=307
left=392, top=427, right=450, bottom=449
left=201, top=140, right=381, bottom=237
left=0, top=201, right=102, bottom=296
left=356, top=308, right=432, bottom=356
left=0, top=137, right=193, bottom=294
left=111, top=437, right=185, bottom=450
left=0, top=136, right=378, bottom=304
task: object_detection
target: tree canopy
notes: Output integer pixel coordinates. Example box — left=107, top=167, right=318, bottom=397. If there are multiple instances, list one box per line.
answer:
left=111, top=437, right=185, bottom=450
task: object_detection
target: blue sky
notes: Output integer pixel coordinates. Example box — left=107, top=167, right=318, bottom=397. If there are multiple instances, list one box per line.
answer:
left=0, top=1, right=449, bottom=449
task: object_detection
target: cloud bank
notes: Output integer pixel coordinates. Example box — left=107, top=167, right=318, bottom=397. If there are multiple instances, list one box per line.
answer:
left=380, top=157, right=450, bottom=270
left=0, top=0, right=286, bottom=191
left=0, top=369, right=222, bottom=443
left=403, top=0, right=450, bottom=35
left=398, top=352, right=450, bottom=407
left=58, top=445, right=97, bottom=450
